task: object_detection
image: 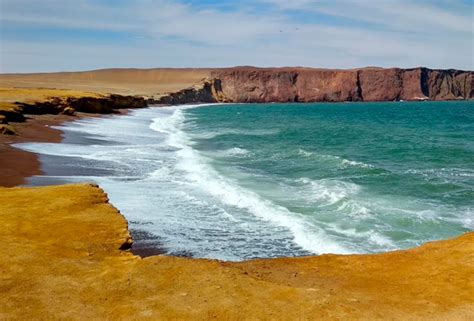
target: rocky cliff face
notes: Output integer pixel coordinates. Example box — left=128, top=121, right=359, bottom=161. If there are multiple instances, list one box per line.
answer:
left=157, top=79, right=227, bottom=105
left=0, top=94, right=148, bottom=135
left=1, top=95, right=147, bottom=122
left=159, top=67, right=473, bottom=104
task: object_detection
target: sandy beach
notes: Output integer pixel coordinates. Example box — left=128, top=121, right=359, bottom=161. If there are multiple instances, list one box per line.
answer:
left=1, top=183, right=472, bottom=320
left=2, top=0, right=473, bottom=317
left=0, top=112, right=111, bottom=187
left=0, top=71, right=472, bottom=320
left=0, top=115, right=68, bottom=186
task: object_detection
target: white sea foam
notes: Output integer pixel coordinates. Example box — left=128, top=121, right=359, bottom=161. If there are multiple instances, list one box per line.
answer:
left=190, top=128, right=280, bottom=140
left=295, top=177, right=372, bottom=220
left=14, top=103, right=472, bottom=260
left=224, top=147, right=250, bottom=157
left=149, top=107, right=351, bottom=255
left=297, top=149, right=374, bottom=169
left=298, top=149, right=313, bottom=157
left=325, top=225, right=396, bottom=250
left=340, top=158, right=374, bottom=169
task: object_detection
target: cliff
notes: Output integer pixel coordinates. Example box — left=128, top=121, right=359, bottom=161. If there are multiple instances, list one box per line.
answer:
left=1, top=183, right=473, bottom=320
left=0, top=88, right=147, bottom=135
left=2, top=67, right=471, bottom=107
left=158, top=67, right=473, bottom=104
left=157, top=79, right=227, bottom=105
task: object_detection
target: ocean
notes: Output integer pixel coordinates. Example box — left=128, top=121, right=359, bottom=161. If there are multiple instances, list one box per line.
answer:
left=16, top=101, right=473, bottom=261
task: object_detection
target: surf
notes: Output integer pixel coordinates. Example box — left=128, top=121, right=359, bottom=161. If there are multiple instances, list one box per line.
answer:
left=13, top=101, right=473, bottom=261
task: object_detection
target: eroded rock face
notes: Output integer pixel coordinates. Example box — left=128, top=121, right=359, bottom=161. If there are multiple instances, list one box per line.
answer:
left=159, top=67, right=472, bottom=104
left=0, top=124, right=17, bottom=135
left=0, top=94, right=148, bottom=134
left=157, top=79, right=226, bottom=105
left=11, top=95, right=146, bottom=119
left=0, top=107, right=25, bottom=122
left=66, top=95, right=146, bottom=114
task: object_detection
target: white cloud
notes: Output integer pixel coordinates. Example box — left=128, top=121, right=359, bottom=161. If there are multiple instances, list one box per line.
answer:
left=0, top=0, right=472, bottom=72
left=260, top=0, right=473, bottom=33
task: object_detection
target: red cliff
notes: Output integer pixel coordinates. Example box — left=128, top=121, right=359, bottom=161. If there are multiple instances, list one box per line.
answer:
left=212, top=67, right=473, bottom=102
left=159, top=67, right=472, bottom=104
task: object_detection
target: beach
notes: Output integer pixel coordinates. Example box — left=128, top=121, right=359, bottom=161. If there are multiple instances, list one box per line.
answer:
left=1, top=183, right=473, bottom=320
left=0, top=69, right=473, bottom=320
left=0, top=114, right=84, bottom=186
left=2, top=0, right=473, bottom=317
left=0, top=111, right=122, bottom=187
left=16, top=101, right=473, bottom=261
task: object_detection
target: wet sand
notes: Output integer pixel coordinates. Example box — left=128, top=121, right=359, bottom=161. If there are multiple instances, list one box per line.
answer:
left=0, top=115, right=68, bottom=187
left=0, top=111, right=127, bottom=187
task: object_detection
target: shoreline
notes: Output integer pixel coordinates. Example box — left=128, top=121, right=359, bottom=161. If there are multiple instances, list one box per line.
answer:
left=0, top=108, right=170, bottom=257
left=1, top=100, right=473, bottom=319
left=0, top=110, right=131, bottom=187
left=1, top=182, right=473, bottom=320
left=0, top=114, right=73, bottom=187
left=8, top=102, right=472, bottom=261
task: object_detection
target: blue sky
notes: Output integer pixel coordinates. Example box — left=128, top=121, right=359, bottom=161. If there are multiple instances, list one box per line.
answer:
left=0, top=0, right=472, bottom=72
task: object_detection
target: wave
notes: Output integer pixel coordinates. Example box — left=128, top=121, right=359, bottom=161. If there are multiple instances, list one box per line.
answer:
left=149, top=107, right=352, bottom=255
left=221, top=147, right=251, bottom=157
left=298, top=149, right=313, bottom=157
left=295, top=177, right=372, bottom=218
left=190, top=128, right=280, bottom=140
left=297, top=149, right=374, bottom=169
left=324, top=224, right=396, bottom=250
left=405, top=168, right=474, bottom=179
left=16, top=102, right=471, bottom=259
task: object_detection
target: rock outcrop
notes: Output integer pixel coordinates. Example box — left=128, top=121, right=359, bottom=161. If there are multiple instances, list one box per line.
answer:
left=157, top=79, right=228, bottom=104
left=17, top=95, right=148, bottom=116
left=158, top=67, right=473, bottom=104
left=0, top=124, right=17, bottom=135
left=1, top=183, right=473, bottom=320
left=0, top=105, right=26, bottom=122
left=0, top=94, right=147, bottom=127
left=66, top=95, right=146, bottom=114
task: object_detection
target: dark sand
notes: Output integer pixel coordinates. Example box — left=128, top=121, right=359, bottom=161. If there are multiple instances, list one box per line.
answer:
left=0, top=115, right=68, bottom=187
left=0, top=109, right=161, bottom=257
left=0, top=111, right=130, bottom=187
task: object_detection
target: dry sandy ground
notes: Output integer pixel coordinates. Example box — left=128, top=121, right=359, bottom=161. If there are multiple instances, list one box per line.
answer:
left=1, top=183, right=472, bottom=320
left=0, top=71, right=473, bottom=320
left=0, top=68, right=212, bottom=97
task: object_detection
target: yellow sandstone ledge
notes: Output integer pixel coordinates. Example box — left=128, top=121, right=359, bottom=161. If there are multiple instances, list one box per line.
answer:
left=1, top=183, right=473, bottom=320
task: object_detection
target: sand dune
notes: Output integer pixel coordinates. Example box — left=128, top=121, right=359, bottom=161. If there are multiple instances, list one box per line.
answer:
left=0, top=68, right=212, bottom=97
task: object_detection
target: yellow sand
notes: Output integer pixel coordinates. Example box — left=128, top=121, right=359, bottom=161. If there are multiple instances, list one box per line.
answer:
left=1, top=183, right=472, bottom=320
left=0, top=68, right=212, bottom=97
left=0, top=87, right=102, bottom=113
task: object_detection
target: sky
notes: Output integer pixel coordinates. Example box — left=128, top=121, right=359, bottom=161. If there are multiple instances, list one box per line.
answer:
left=0, top=0, right=473, bottom=72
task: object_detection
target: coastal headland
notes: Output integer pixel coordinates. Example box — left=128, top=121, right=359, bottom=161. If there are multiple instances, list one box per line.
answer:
left=1, top=183, right=472, bottom=320
left=0, top=67, right=473, bottom=320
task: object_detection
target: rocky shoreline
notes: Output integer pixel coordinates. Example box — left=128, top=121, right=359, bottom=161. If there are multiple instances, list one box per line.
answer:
left=1, top=67, right=471, bottom=134
left=0, top=93, right=148, bottom=125
left=0, top=68, right=473, bottom=319
left=0, top=87, right=154, bottom=186
left=158, top=67, right=473, bottom=104
left=1, top=183, right=472, bottom=320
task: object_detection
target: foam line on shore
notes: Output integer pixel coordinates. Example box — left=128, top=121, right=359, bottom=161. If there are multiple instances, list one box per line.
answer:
left=149, top=105, right=352, bottom=254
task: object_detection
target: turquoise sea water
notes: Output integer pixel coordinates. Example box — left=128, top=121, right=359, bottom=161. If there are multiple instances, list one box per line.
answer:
left=18, top=101, right=473, bottom=260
